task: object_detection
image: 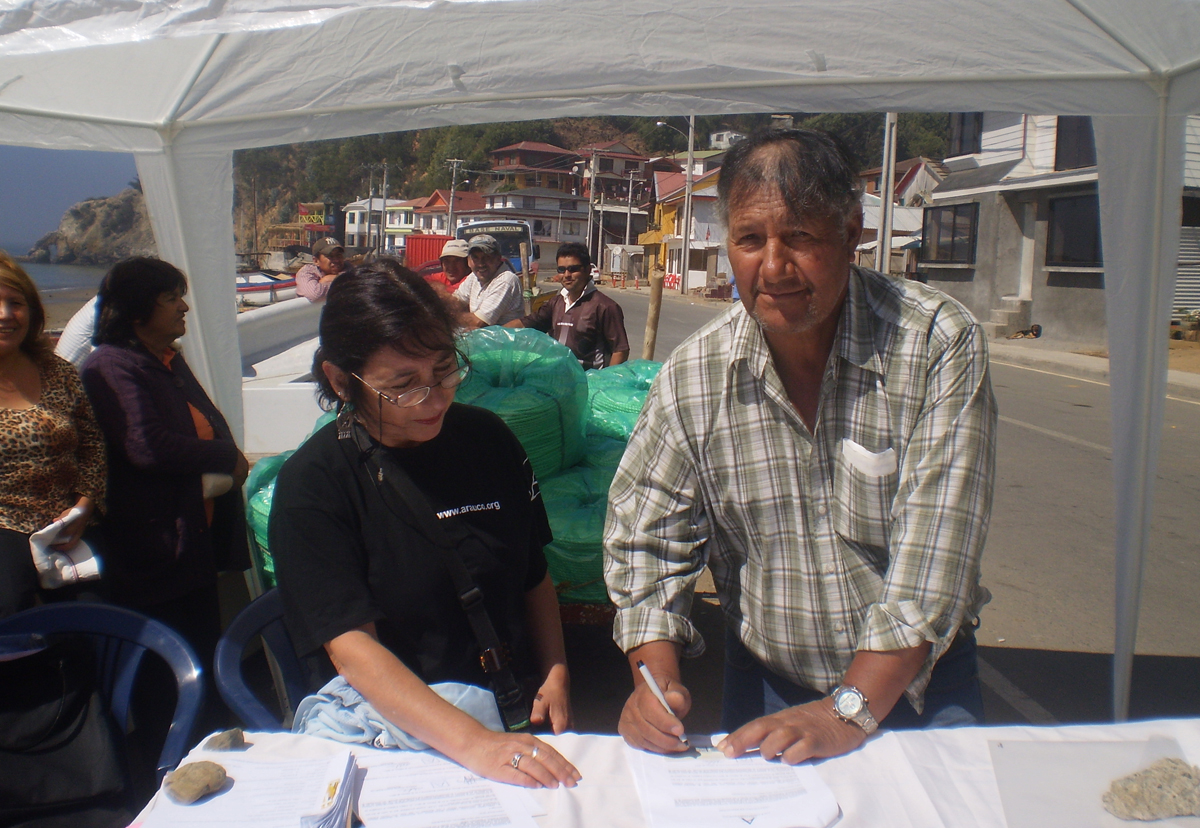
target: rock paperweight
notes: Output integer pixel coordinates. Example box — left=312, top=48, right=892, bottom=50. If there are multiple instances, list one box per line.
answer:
left=203, top=728, right=248, bottom=751
left=164, top=760, right=227, bottom=804
left=1102, top=757, right=1200, bottom=820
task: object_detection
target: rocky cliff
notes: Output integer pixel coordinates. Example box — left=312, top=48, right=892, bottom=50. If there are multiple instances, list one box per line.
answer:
left=27, top=187, right=156, bottom=265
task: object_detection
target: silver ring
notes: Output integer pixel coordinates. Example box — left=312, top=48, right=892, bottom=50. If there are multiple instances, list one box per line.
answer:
left=531, top=745, right=540, bottom=759
left=511, top=752, right=523, bottom=770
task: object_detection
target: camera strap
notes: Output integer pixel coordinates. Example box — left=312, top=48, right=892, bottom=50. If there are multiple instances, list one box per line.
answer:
left=336, top=411, right=531, bottom=732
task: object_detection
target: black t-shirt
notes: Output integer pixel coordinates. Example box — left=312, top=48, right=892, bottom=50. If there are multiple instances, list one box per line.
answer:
left=271, top=404, right=551, bottom=689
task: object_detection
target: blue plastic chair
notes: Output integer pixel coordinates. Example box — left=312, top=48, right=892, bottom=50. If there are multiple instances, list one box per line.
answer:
left=0, top=602, right=205, bottom=783
left=214, top=588, right=312, bottom=730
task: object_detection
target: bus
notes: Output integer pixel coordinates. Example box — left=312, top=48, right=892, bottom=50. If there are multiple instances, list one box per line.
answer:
left=456, top=219, right=540, bottom=278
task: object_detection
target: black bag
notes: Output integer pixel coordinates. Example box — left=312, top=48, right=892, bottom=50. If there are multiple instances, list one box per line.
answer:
left=0, top=633, right=131, bottom=828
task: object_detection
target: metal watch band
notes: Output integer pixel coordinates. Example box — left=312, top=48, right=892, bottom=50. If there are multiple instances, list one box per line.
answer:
left=831, top=684, right=879, bottom=735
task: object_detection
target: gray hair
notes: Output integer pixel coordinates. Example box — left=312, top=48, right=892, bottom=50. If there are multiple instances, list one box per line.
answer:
left=716, top=128, right=863, bottom=233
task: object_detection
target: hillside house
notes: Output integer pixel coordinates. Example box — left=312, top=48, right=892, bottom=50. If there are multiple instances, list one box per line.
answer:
left=489, top=141, right=580, bottom=193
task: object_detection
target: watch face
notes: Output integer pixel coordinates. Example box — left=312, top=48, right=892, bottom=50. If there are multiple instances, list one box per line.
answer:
left=835, top=690, right=863, bottom=718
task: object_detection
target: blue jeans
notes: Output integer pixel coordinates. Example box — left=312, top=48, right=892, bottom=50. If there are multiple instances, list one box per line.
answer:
left=721, top=626, right=984, bottom=732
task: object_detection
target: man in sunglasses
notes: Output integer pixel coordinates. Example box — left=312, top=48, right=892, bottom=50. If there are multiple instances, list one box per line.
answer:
left=505, top=242, right=629, bottom=370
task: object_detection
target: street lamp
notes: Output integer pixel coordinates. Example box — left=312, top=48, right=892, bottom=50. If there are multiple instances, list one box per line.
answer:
left=657, top=117, right=695, bottom=292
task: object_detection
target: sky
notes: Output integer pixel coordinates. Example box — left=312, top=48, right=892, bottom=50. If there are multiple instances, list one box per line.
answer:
left=0, top=146, right=139, bottom=255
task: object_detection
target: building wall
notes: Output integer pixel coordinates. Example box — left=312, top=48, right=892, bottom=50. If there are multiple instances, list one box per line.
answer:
left=922, top=187, right=1107, bottom=345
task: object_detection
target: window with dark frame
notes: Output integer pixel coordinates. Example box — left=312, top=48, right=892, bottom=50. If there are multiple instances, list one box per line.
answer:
left=1055, top=116, right=1097, bottom=171
left=948, top=113, right=984, bottom=156
left=920, top=203, right=979, bottom=264
left=1046, top=194, right=1103, bottom=267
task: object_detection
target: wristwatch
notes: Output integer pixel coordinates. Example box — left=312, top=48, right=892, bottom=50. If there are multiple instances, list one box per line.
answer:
left=830, top=684, right=879, bottom=735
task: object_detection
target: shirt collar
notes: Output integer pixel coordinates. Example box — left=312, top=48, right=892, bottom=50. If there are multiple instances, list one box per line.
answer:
left=835, top=266, right=884, bottom=376
left=559, top=283, right=596, bottom=311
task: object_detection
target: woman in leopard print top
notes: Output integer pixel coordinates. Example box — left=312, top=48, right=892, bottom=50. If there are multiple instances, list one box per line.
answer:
left=0, top=252, right=106, bottom=617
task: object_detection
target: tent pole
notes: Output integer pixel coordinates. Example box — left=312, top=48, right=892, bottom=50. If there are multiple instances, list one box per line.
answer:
left=1111, top=80, right=1171, bottom=722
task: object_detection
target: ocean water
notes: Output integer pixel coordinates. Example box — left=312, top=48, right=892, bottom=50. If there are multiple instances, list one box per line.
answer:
left=20, top=262, right=107, bottom=297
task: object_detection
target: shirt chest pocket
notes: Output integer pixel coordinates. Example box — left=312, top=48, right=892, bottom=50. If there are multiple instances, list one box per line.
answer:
left=831, top=438, right=897, bottom=550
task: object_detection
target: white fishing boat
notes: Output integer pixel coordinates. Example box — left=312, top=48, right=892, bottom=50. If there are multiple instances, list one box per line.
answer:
left=236, top=271, right=298, bottom=307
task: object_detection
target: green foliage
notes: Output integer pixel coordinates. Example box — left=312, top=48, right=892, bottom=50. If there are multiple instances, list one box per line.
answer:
left=230, top=113, right=951, bottom=246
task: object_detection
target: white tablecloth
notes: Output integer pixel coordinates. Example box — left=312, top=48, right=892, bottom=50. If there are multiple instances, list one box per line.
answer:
left=135, top=719, right=1200, bottom=827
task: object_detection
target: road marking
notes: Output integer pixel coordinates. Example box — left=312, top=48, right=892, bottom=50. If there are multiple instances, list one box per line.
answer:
left=992, top=360, right=1200, bottom=407
left=977, top=656, right=1059, bottom=725
left=998, top=415, right=1110, bottom=454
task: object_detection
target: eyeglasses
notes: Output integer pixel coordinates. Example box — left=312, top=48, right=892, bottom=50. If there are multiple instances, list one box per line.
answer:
left=352, top=364, right=471, bottom=408
left=556, top=265, right=586, bottom=274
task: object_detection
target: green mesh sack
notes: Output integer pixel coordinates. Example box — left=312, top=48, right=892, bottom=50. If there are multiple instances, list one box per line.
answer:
left=244, top=411, right=330, bottom=588
left=585, top=359, right=662, bottom=440
left=455, top=327, right=589, bottom=481
left=539, top=462, right=620, bottom=604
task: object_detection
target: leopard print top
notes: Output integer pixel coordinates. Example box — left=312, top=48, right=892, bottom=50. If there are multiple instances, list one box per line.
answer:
left=0, top=353, right=106, bottom=534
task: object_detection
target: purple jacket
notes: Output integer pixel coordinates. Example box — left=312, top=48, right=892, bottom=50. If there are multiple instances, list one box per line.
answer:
left=80, top=342, right=249, bottom=606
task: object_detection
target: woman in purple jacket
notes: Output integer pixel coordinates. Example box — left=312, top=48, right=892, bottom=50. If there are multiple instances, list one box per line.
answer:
left=80, top=258, right=249, bottom=667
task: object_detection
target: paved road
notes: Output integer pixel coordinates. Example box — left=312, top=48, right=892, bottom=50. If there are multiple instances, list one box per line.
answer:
left=585, top=285, right=1200, bottom=727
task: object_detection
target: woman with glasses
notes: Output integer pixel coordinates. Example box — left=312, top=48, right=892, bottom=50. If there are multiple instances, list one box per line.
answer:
left=271, top=263, right=579, bottom=790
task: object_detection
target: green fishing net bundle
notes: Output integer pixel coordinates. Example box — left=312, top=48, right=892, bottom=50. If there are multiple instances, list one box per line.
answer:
left=585, top=359, right=663, bottom=440
left=454, top=327, right=589, bottom=481
left=539, top=435, right=629, bottom=604
left=244, top=409, right=335, bottom=587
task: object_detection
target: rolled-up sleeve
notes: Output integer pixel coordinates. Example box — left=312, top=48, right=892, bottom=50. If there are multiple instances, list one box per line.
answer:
left=860, top=322, right=997, bottom=702
left=604, top=370, right=710, bottom=658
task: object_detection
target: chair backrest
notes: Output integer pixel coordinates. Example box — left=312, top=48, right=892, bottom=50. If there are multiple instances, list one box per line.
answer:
left=214, top=587, right=311, bottom=730
left=0, top=602, right=204, bottom=783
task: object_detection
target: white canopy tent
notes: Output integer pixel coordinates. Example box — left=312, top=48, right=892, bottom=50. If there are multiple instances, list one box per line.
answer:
left=3, top=0, right=1197, bottom=719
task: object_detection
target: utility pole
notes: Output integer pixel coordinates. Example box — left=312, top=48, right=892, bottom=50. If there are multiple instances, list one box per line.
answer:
left=876, top=112, right=898, bottom=275
left=624, top=167, right=635, bottom=246
left=681, top=115, right=695, bottom=293
left=447, top=158, right=466, bottom=233
left=379, top=160, right=388, bottom=256
left=366, top=166, right=376, bottom=249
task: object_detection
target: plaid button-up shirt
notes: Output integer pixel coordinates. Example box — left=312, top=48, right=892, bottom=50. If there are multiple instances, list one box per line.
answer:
left=604, top=266, right=996, bottom=708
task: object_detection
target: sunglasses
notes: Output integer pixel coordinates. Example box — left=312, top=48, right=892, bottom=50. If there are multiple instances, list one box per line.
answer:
left=556, top=265, right=587, bottom=274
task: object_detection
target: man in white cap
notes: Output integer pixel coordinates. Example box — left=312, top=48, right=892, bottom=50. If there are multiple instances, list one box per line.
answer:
left=457, top=234, right=525, bottom=327
left=423, top=238, right=472, bottom=294
left=296, top=237, right=346, bottom=302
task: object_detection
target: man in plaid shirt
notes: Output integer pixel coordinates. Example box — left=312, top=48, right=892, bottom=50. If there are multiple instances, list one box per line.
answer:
left=604, top=129, right=997, bottom=763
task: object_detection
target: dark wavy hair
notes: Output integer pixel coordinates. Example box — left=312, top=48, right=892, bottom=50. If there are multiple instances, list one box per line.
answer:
left=93, top=257, right=188, bottom=346
left=312, top=259, right=461, bottom=410
left=0, top=250, right=51, bottom=361
left=716, top=127, right=863, bottom=236
left=555, top=241, right=592, bottom=271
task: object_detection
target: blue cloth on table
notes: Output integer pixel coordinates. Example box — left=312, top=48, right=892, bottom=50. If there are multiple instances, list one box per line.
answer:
left=292, top=676, right=504, bottom=750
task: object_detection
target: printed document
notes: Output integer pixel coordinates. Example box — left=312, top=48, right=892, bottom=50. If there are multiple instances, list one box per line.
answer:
left=625, top=745, right=839, bottom=828
left=356, top=749, right=539, bottom=828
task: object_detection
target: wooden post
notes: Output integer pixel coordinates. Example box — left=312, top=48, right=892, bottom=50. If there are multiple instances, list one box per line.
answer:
left=643, top=267, right=665, bottom=361
left=519, top=242, right=531, bottom=313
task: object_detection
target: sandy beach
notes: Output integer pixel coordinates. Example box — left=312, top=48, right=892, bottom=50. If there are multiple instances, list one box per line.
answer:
left=43, top=287, right=97, bottom=331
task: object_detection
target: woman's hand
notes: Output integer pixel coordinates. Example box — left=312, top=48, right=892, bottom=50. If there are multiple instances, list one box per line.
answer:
left=530, top=662, right=572, bottom=734
left=457, top=730, right=581, bottom=789
left=51, top=495, right=93, bottom=551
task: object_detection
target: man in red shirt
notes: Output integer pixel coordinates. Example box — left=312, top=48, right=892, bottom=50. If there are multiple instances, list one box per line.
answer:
left=506, top=242, right=630, bottom=369
left=423, top=239, right=472, bottom=294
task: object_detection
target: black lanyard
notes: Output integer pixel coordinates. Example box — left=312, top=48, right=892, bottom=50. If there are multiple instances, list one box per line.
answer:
left=335, top=409, right=531, bottom=731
